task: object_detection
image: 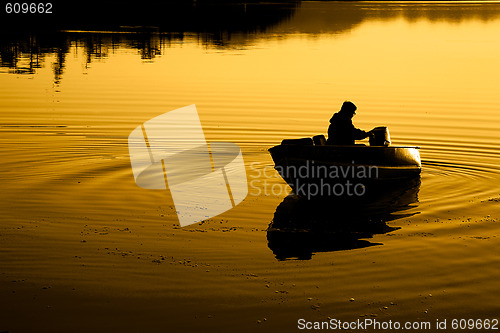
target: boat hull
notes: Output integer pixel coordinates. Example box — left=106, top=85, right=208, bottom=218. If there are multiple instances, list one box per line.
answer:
left=268, top=144, right=421, bottom=197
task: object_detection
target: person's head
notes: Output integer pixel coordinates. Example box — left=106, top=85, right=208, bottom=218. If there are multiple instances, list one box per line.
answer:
left=340, top=101, right=357, bottom=117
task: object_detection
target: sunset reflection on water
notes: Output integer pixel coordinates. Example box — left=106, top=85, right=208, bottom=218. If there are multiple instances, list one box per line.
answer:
left=1, top=2, right=500, bottom=332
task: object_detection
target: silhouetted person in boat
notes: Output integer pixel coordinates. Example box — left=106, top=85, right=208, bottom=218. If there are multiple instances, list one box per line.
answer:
left=327, top=101, right=369, bottom=145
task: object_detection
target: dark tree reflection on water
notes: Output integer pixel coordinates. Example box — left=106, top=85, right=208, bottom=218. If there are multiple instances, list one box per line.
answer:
left=1, top=1, right=500, bottom=84
left=0, top=2, right=299, bottom=83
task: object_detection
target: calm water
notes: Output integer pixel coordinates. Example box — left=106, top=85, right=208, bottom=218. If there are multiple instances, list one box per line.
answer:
left=1, top=2, right=500, bottom=332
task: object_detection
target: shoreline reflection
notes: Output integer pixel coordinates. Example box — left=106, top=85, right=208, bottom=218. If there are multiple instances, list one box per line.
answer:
left=267, top=178, right=421, bottom=260
left=2, top=2, right=500, bottom=81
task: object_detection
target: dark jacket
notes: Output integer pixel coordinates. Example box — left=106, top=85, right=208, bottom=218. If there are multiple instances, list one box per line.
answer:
left=327, top=112, right=368, bottom=145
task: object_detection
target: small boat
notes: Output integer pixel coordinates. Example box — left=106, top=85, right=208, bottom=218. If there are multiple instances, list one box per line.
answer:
left=268, top=127, right=421, bottom=198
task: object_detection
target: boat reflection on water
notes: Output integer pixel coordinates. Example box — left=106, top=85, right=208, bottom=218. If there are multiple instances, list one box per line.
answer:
left=267, top=177, right=421, bottom=260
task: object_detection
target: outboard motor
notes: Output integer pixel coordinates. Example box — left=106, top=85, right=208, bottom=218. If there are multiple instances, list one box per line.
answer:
left=369, top=126, right=391, bottom=146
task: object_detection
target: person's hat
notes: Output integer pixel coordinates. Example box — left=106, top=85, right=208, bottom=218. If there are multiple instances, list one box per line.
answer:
left=340, top=101, right=357, bottom=114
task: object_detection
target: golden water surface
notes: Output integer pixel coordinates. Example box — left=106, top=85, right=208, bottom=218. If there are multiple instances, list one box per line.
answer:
left=1, top=2, right=500, bottom=332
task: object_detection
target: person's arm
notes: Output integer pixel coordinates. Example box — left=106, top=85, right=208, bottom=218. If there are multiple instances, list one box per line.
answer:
left=353, top=127, right=369, bottom=140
